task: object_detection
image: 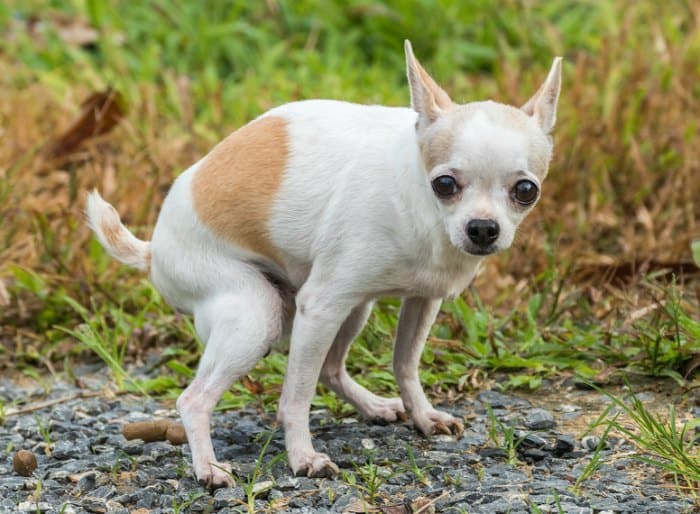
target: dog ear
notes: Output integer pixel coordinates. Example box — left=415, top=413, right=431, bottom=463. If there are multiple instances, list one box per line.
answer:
left=521, top=57, right=562, bottom=134
left=404, top=40, right=453, bottom=128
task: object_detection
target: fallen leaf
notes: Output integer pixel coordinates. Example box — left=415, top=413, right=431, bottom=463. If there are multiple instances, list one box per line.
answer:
left=343, top=499, right=379, bottom=513
left=683, top=354, right=700, bottom=380
left=378, top=496, right=435, bottom=514
left=241, top=375, right=264, bottom=394
left=43, top=89, right=125, bottom=159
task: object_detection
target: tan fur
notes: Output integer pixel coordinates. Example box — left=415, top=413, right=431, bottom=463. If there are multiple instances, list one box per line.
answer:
left=413, top=60, right=452, bottom=111
left=101, top=218, right=150, bottom=266
left=420, top=128, right=454, bottom=172
left=191, top=116, right=288, bottom=266
left=420, top=103, right=551, bottom=177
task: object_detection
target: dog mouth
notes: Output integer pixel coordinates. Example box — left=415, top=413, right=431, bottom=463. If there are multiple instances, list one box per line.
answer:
left=463, top=244, right=499, bottom=256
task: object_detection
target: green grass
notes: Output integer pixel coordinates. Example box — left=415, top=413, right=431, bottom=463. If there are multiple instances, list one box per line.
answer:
left=602, top=384, right=700, bottom=497
left=486, top=404, right=526, bottom=466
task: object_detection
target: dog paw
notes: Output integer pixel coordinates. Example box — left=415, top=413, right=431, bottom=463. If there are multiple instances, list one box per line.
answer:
left=196, top=461, right=235, bottom=491
left=290, top=451, right=339, bottom=478
left=412, top=408, right=464, bottom=437
left=362, top=396, right=406, bottom=424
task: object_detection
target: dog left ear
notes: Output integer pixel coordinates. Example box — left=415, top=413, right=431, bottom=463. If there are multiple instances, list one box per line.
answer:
left=404, top=40, right=453, bottom=129
left=521, top=57, right=563, bottom=134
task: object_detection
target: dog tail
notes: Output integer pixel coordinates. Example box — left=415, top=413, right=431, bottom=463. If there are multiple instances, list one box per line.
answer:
left=85, top=190, right=151, bottom=272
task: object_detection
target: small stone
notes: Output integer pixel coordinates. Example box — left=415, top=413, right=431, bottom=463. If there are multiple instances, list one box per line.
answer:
left=18, top=502, right=51, bottom=512
left=13, top=450, right=37, bottom=477
left=360, top=438, right=376, bottom=450
left=519, top=433, right=548, bottom=449
left=582, top=435, right=606, bottom=451
left=82, top=497, right=107, bottom=513
left=521, top=448, right=549, bottom=462
left=553, top=435, right=576, bottom=456
left=275, top=476, right=300, bottom=490
left=251, top=480, right=273, bottom=497
left=76, top=471, right=97, bottom=493
left=478, top=390, right=531, bottom=408
left=479, top=448, right=508, bottom=459
left=52, top=439, right=77, bottom=460
left=213, top=486, right=246, bottom=507
left=524, top=409, right=556, bottom=430
left=105, top=500, right=128, bottom=514
left=121, top=440, right=142, bottom=455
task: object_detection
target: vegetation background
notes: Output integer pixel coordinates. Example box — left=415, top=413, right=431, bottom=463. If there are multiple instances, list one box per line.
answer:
left=0, top=0, right=699, bottom=491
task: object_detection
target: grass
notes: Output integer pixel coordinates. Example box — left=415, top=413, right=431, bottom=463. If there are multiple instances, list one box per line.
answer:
left=572, top=412, right=616, bottom=493
left=0, top=0, right=698, bottom=501
left=602, top=384, right=700, bottom=496
left=486, top=405, right=526, bottom=466
left=237, top=431, right=287, bottom=513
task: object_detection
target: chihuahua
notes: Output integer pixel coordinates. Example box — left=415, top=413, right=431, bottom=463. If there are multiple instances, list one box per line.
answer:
left=87, top=41, right=562, bottom=489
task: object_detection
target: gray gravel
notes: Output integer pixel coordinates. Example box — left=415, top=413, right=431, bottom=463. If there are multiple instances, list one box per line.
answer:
left=0, top=378, right=694, bottom=514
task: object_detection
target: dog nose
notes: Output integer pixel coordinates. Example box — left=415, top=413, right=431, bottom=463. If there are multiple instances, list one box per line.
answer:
left=466, top=219, right=499, bottom=247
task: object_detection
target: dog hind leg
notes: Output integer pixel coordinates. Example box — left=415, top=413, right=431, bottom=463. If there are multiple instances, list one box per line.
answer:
left=177, top=284, right=282, bottom=490
left=320, top=301, right=405, bottom=423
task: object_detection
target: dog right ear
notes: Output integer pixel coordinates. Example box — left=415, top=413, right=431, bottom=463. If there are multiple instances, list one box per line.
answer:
left=404, top=40, right=453, bottom=129
left=521, top=57, right=563, bottom=134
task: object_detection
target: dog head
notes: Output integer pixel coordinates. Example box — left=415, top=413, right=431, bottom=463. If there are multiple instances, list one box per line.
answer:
left=405, top=41, right=562, bottom=256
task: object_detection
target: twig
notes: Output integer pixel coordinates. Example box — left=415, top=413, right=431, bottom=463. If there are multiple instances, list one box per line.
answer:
left=413, top=491, right=449, bottom=514
left=5, top=389, right=129, bottom=417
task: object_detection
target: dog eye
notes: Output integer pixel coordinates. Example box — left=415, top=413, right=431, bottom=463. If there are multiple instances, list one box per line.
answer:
left=432, top=176, right=460, bottom=198
left=511, top=179, right=539, bottom=205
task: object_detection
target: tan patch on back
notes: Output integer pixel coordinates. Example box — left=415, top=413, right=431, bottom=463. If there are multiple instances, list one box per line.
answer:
left=191, top=116, right=288, bottom=266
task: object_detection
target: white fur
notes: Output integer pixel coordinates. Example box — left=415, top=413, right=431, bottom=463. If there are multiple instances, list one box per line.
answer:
left=86, top=42, right=562, bottom=488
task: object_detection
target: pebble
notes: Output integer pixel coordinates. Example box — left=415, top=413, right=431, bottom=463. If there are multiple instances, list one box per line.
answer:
left=582, top=435, right=606, bottom=451
left=554, top=435, right=576, bottom=455
left=0, top=376, right=693, bottom=514
left=18, top=501, right=51, bottom=512
left=524, top=408, right=556, bottom=430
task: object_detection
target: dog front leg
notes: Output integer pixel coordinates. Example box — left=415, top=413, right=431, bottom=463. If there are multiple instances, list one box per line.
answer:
left=277, top=286, right=358, bottom=477
left=320, top=301, right=405, bottom=424
left=393, top=296, right=464, bottom=436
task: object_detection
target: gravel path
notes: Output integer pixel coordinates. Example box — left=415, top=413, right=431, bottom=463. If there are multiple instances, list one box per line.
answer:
left=0, top=375, right=694, bottom=514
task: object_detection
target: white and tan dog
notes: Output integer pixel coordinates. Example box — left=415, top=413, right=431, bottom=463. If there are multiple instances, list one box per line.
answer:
left=87, top=41, right=562, bottom=489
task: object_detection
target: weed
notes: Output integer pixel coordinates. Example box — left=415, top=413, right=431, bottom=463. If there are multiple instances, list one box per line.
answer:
left=226, top=429, right=287, bottom=514
left=573, top=414, right=617, bottom=493
left=396, top=445, right=432, bottom=486
left=172, top=492, right=206, bottom=514
left=33, top=414, right=52, bottom=456
left=108, top=450, right=137, bottom=476
left=352, top=451, right=389, bottom=505
left=601, top=383, right=700, bottom=497
left=486, top=405, right=525, bottom=465
left=31, top=479, right=43, bottom=512
left=552, top=490, right=565, bottom=514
